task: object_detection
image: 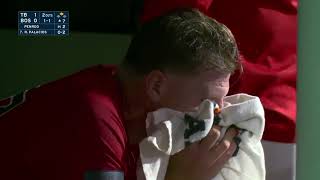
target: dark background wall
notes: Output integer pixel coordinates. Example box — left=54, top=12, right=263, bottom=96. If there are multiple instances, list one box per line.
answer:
left=1, top=0, right=143, bottom=33
left=1, top=0, right=141, bottom=98
left=0, top=29, right=131, bottom=98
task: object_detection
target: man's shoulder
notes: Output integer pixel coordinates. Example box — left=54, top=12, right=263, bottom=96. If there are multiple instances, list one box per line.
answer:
left=56, top=64, right=119, bottom=90
left=33, top=64, right=121, bottom=102
left=0, top=64, right=123, bottom=120
left=0, top=65, right=131, bottom=177
left=72, top=64, right=124, bottom=114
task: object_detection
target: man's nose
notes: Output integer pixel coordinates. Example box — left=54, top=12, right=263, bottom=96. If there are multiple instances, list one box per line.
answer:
left=206, top=98, right=223, bottom=108
left=216, top=99, right=223, bottom=108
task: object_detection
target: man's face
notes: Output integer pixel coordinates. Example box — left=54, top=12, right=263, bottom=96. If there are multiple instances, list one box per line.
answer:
left=152, top=70, right=230, bottom=112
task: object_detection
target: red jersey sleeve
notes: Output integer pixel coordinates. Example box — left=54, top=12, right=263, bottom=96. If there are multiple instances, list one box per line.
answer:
left=0, top=65, right=138, bottom=180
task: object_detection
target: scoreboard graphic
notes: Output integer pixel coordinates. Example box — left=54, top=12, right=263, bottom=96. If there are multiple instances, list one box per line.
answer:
left=18, top=11, right=69, bottom=36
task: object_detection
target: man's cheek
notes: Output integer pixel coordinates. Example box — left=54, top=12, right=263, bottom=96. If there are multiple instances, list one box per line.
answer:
left=179, top=99, right=201, bottom=111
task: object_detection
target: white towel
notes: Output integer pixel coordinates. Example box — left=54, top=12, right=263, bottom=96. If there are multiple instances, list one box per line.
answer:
left=137, top=93, right=266, bottom=180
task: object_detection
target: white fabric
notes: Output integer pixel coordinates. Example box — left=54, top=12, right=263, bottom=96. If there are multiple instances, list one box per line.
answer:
left=138, top=93, right=266, bottom=180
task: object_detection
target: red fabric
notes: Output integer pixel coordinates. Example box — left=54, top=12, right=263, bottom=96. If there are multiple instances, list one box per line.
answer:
left=141, top=0, right=297, bottom=143
left=141, top=0, right=213, bottom=23
left=0, top=65, right=139, bottom=180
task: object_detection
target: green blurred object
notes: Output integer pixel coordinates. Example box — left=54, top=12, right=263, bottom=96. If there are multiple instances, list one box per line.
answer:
left=298, top=0, right=320, bottom=179
left=0, top=29, right=131, bottom=98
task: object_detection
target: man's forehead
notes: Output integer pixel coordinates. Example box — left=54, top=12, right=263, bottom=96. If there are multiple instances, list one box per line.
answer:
left=165, top=70, right=230, bottom=85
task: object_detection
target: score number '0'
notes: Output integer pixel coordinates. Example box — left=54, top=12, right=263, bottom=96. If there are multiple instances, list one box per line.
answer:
left=20, top=18, right=38, bottom=23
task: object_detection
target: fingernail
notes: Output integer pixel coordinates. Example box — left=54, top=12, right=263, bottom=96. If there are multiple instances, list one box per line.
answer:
left=228, top=125, right=240, bottom=135
left=212, top=125, right=222, bottom=130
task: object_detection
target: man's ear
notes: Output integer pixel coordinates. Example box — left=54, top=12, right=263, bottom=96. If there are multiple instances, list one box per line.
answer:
left=145, top=70, right=168, bottom=103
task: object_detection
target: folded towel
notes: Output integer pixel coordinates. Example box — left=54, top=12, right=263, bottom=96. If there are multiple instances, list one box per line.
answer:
left=138, top=93, right=266, bottom=180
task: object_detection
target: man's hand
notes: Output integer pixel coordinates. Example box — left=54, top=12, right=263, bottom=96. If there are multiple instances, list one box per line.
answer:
left=165, top=126, right=238, bottom=180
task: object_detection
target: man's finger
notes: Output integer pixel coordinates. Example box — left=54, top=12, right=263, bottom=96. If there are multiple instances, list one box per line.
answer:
left=208, top=127, right=238, bottom=162
left=206, top=140, right=237, bottom=177
left=199, top=125, right=222, bottom=150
